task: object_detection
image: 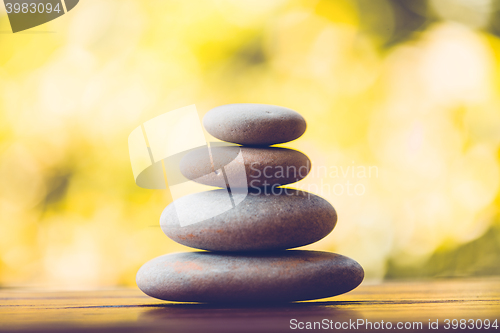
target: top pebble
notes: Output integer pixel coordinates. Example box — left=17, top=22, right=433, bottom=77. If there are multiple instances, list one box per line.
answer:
left=203, top=103, right=306, bottom=146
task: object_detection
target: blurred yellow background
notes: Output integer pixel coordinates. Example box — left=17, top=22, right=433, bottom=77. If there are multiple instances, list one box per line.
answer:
left=1, top=0, right=500, bottom=288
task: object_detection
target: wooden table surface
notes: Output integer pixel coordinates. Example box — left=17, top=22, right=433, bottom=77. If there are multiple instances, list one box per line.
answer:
left=1, top=278, right=499, bottom=332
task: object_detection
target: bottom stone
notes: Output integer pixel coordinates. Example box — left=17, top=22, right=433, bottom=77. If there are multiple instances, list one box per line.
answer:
left=136, top=250, right=364, bottom=303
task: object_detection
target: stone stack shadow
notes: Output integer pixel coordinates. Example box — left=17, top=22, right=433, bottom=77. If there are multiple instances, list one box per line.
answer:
left=136, top=103, right=364, bottom=303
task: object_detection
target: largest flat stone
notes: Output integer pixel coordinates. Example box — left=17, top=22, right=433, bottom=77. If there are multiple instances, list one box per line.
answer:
left=136, top=251, right=364, bottom=303
left=203, top=104, right=307, bottom=145
left=161, top=189, right=336, bottom=251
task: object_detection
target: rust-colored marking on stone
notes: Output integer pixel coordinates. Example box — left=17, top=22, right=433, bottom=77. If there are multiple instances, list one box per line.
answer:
left=171, top=261, right=203, bottom=273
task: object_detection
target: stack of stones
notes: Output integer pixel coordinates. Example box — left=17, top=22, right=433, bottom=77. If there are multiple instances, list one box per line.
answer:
left=136, top=103, right=364, bottom=303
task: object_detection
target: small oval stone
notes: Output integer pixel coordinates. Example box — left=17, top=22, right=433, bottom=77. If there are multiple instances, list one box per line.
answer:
left=136, top=251, right=364, bottom=303
left=203, top=104, right=307, bottom=146
left=161, top=189, right=336, bottom=251
left=180, top=146, right=311, bottom=188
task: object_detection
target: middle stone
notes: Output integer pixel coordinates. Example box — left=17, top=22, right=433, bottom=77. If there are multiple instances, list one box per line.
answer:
left=161, top=189, right=337, bottom=252
left=180, top=146, right=311, bottom=188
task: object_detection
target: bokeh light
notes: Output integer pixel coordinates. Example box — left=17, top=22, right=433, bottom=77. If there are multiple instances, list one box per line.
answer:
left=1, top=0, right=500, bottom=288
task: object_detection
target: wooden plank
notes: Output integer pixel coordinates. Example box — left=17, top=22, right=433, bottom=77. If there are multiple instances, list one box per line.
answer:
left=0, top=278, right=499, bottom=332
